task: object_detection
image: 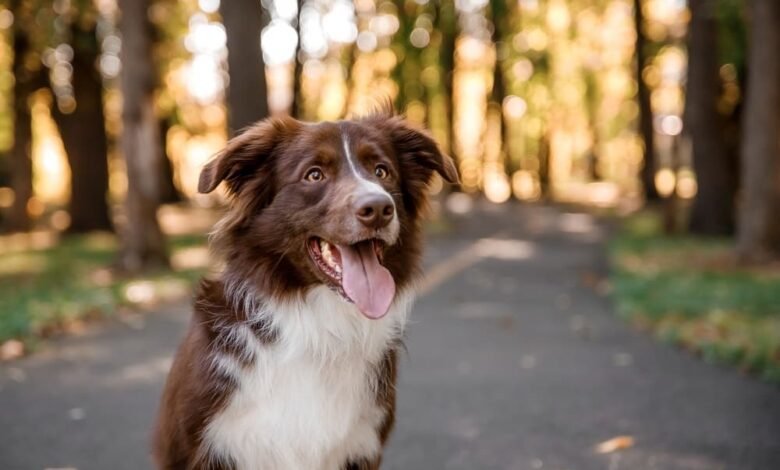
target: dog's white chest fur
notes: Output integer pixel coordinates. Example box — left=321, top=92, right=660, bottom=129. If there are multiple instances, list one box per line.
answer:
left=203, top=286, right=412, bottom=470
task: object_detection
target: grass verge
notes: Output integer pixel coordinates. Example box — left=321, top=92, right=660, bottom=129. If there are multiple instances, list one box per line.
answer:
left=0, top=232, right=208, bottom=355
left=610, top=211, right=780, bottom=383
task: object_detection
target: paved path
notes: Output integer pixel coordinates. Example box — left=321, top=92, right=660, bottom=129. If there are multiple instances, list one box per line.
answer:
left=1, top=204, right=779, bottom=470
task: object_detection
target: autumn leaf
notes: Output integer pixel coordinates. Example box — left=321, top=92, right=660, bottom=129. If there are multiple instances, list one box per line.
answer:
left=595, top=436, right=635, bottom=454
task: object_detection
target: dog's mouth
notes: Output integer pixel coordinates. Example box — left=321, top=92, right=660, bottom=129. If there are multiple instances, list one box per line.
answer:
left=308, top=237, right=395, bottom=319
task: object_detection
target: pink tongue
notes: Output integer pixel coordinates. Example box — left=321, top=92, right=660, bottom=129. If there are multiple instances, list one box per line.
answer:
left=338, top=242, right=396, bottom=319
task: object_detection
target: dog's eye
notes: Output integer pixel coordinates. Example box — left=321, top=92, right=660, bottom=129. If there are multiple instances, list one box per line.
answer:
left=375, top=164, right=389, bottom=179
left=304, top=167, right=324, bottom=182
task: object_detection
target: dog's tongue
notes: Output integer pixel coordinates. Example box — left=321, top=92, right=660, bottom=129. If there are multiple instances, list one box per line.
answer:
left=338, top=241, right=395, bottom=319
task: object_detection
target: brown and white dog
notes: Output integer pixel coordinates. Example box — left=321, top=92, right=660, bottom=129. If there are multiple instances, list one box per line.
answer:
left=153, top=111, right=458, bottom=469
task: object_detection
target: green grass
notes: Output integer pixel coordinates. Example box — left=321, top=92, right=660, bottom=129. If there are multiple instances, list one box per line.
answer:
left=0, top=233, right=208, bottom=349
left=610, top=211, right=780, bottom=383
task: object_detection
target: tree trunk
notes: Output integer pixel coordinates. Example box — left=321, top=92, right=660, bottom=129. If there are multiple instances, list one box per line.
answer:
left=538, top=132, right=551, bottom=198
left=7, top=20, right=40, bottom=232
left=488, top=0, right=507, bottom=137
left=634, top=0, right=659, bottom=201
left=220, top=0, right=269, bottom=135
left=736, top=0, right=780, bottom=261
left=686, top=0, right=735, bottom=235
left=585, top=72, right=601, bottom=181
left=486, top=0, right=508, bottom=173
left=158, top=117, right=181, bottom=204
left=437, top=1, right=457, bottom=156
left=52, top=21, right=113, bottom=233
left=341, top=38, right=358, bottom=119
left=149, top=16, right=182, bottom=205
left=394, top=0, right=425, bottom=115
left=291, top=0, right=304, bottom=119
left=117, top=0, right=168, bottom=272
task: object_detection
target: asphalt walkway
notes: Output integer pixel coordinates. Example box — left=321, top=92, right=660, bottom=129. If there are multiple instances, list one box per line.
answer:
left=1, top=204, right=778, bottom=469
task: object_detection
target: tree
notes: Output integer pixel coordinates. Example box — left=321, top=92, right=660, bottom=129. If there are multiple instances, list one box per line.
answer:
left=7, top=1, right=44, bottom=232
left=220, top=0, right=269, bottom=134
left=634, top=0, right=659, bottom=201
left=436, top=0, right=457, bottom=159
left=291, top=0, right=304, bottom=119
left=392, top=0, right=423, bottom=114
left=149, top=0, right=184, bottom=204
left=736, top=0, right=780, bottom=261
left=157, top=117, right=181, bottom=204
left=685, top=0, right=735, bottom=235
left=117, top=0, right=169, bottom=271
left=51, top=15, right=113, bottom=233
left=486, top=0, right=508, bottom=170
left=340, top=29, right=359, bottom=119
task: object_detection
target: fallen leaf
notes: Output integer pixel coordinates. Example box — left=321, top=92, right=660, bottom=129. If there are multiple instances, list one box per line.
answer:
left=0, top=339, right=24, bottom=360
left=595, top=435, right=635, bottom=454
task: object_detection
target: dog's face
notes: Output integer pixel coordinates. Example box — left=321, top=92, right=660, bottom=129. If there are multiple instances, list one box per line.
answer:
left=199, top=114, right=458, bottom=319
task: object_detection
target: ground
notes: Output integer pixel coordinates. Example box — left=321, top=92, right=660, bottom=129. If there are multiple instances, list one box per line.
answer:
left=1, top=203, right=779, bottom=470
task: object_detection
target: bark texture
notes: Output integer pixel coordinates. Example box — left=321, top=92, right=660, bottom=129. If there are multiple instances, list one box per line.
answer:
left=486, top=0, right=509, bottom=177
left=52, top=20, right=113, bottom=233
left=157, top=117, right=181, bottom=204
left=7, top=15, right=41, bottom=232
left=118, top=0, right=169, bottom=271
left=634, top=0, right=659, bottom=201
left=736, top=0, right=780, bottom=261
left=437, top=1, right=457, bottom=157
left=290, top=0, right=304, bottom=119
left=220, top=0, right=269, bottom=135
left=686, top=0, right=735, bottom=235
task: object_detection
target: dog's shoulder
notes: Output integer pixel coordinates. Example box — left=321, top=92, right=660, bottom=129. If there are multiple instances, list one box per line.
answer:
left=154, top=278, right=272, bottom=468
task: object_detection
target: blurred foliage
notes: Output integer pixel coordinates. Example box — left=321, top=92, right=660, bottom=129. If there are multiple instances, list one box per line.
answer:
left=0, top=0, right=752, bottom=207
left=611, top=211, right=780, bottom=383
left=0, top=0, right=667, bottom=209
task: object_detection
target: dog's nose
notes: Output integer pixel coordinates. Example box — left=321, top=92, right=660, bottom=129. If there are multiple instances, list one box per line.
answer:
left=355, top=194, right=394, bottom=229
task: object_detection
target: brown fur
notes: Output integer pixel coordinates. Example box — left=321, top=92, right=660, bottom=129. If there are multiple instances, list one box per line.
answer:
left=154, top=110, right=457, bottom=469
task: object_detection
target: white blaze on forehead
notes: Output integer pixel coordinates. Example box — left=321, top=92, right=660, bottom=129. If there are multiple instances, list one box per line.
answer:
left=341, top=132, right=395, bottom=204
left=341, top=130, right=400, bottom=244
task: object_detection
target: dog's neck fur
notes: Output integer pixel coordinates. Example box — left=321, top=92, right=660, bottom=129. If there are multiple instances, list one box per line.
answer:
left=201, top=280, right=414, bottom=469
left=222, top=275, right=414, bottom=361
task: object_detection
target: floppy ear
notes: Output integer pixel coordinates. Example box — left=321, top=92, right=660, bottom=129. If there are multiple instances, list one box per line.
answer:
left=198, top=117, right=301, bottom=194
left=369, top=114, right=459, bottom=216
left=381, top=116, right=460, bottom=185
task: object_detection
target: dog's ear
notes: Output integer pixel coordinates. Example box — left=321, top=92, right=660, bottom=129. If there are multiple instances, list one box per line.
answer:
left=378, top=115, right=459, bottom=186
left=198, top=117, right=301, bottom=195
left=380, top=116, right=460, bottom=184
left=367, top=114, right=459, bottom=216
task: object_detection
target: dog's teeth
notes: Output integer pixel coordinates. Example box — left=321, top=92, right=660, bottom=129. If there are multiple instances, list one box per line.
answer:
left=316, top=239, right=342, bottom=275
left=320, top=241, right=337, bottom=269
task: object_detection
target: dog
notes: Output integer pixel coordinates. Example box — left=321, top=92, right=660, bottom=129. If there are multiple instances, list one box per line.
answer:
left=153, top=110, right=458, bottom=469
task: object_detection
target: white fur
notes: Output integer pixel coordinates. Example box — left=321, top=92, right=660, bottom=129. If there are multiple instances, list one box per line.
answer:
left=203, top=285, right=413, bottom=470
left=341, top=133, right=400, bottom=240
left=341, top=133, right=390, bottom=200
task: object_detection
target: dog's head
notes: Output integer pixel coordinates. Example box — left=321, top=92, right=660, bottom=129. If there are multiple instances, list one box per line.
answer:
left=200, top=113, right=458, bottom=319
